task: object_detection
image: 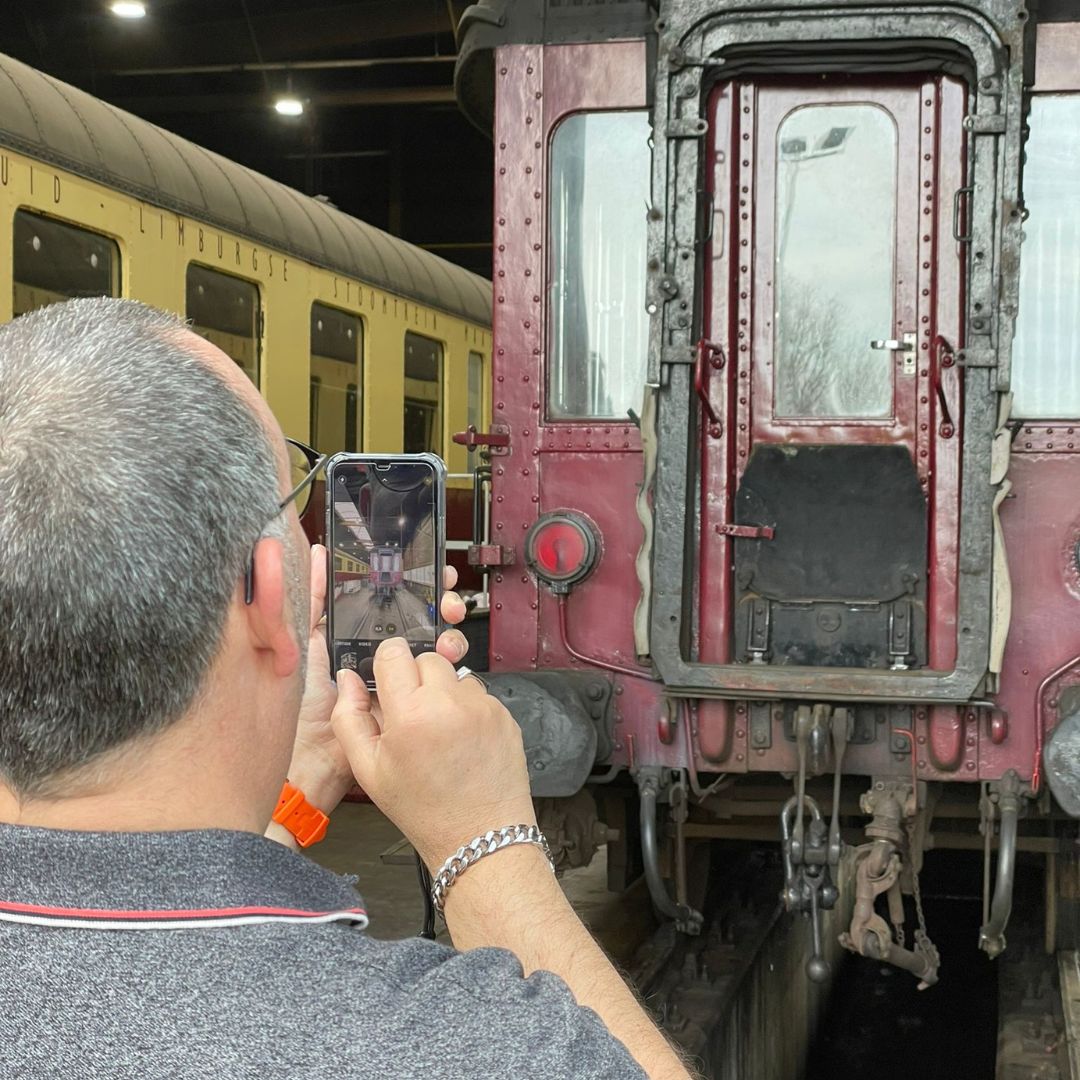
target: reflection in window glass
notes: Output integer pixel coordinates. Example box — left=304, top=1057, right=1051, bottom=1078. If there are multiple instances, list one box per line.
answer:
left=1013, top=95, right=1080, bottom=418
left=13, top=210, right=120, bottom=316
left=774, top=104, right=897, bottom=419
left=467, top=350, right=484, bottom=472
left=310, top=303, right=363, bottom=454
left=186, top=264, right=260, bottom=386
left=548, top=111, right=650, bottom=419
left=403, top=332, right=443, bottom=454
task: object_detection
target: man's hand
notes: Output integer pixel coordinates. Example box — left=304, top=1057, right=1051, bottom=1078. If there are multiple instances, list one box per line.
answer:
left=331, top=641, right=535, bottom=872
left=277, top=547, right=471, bottom=820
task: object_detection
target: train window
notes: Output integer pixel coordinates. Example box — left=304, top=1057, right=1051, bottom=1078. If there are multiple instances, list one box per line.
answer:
left=774, top=103, right=897, bottom=419
left=310, top=303, right=363, bottom=454
left=403, top=331, right=443, bottom=454
left=186, top=264, right=260, bottom=386
left=467, top=350, right=484, bottom=471
left=548, top=110, right=650, bottom=420
left=1013, top=94, right=1080, bottom=418
left=13, top=210, right=120, bottom=316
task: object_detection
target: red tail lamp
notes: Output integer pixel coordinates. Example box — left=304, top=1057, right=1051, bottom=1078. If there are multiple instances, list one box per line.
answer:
left=525, top=512, right=599, bottom=594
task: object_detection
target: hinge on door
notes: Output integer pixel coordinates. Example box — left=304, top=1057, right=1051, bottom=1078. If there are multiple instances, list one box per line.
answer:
left=666, top=117, right=708, bottom=139
left=468, top=544, right=515, bottom=568
left=963, top=113, right=1006, bottom=134
left=749, top=701, right=776, bottom=750
left=747, top=598, right=771, bottom=663
left=956, top=347, right=997, bottom=368
left=889, top=600, right=914, bottom=670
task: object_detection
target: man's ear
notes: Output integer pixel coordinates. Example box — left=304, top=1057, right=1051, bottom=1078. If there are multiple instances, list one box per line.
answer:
left=244, top=537, right=301, bottom=678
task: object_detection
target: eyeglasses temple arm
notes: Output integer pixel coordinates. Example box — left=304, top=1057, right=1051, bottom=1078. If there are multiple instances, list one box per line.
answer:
left=277, top=452, right=329, bottom=511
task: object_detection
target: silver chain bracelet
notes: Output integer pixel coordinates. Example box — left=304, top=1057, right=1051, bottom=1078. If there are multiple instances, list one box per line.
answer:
left=430, top=824, right=554, bottom=915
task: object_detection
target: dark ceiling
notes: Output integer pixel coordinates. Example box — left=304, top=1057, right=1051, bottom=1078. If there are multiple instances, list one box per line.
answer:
left=0, top=0, right=495, bottom=278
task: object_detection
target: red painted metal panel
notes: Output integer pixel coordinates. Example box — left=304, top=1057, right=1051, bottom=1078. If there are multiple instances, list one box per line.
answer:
left=488, top=41, right=674, bottom=767
left=696, top=76, right=967, bottom=776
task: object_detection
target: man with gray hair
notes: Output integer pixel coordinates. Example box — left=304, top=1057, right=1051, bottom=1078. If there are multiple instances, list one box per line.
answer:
left=0, top=298, right=690, bottom=1079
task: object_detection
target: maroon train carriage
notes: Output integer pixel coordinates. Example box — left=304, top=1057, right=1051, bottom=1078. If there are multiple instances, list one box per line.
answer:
left=370, top=546, right=405, bottom=605
left=453, top=0, right=1080, bottom=986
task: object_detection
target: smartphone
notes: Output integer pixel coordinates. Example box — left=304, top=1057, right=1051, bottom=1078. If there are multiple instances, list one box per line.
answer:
left=325, top=453, right=446, bottom=686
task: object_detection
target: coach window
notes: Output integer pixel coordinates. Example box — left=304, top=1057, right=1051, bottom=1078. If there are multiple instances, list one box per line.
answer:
left=403, top=331, right=443, bottom=454
left=548, top=110, right=650, bottom=420
left=466, top=350, right=484, bottom=471
left=1012, top=94, right=1080, bottom=418
left=310, top=303, right=363, bottom=454
left=13, top=210, right=119, bottom=317
left=186, top=263, right=260, bottom=386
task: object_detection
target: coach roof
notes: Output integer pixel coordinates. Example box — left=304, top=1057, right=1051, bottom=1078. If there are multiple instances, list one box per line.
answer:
left=0, top=51, right=491, bottom=328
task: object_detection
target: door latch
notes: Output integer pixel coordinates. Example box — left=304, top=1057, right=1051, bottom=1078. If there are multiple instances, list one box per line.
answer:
left=452, top=425, right=511, bottom=453
left=716, top=523, right=775, bottom=540
left=870, top=332, right=917, bottom=376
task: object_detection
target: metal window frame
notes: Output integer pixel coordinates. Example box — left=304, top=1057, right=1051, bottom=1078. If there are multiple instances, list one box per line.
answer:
left=642, top=0, right=1028, bottom=704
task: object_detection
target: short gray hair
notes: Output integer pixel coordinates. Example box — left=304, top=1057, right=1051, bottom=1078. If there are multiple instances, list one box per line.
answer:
left=0, top=297, right=283, bottom=797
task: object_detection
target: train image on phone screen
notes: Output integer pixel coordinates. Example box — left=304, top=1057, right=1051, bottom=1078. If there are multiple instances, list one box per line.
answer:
left=331, top=461, right=437, bottom=676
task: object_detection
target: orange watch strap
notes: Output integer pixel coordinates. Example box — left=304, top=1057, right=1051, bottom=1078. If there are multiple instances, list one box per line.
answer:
left=273, top=781, right=330, bottom=848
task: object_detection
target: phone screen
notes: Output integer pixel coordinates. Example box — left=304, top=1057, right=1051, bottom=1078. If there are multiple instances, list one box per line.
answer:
left=329, top=459, right=440, bottom=682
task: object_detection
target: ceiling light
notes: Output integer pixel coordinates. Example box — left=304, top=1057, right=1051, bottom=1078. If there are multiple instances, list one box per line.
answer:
left=110, top=2, right=147, bottom=18
left=274, top=97, right=304, bottom=117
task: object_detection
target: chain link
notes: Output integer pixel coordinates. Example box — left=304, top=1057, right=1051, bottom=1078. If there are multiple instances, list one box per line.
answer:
left=430, top=825, right=554, bottom=915
left=906, top=817, right=934, bottom=954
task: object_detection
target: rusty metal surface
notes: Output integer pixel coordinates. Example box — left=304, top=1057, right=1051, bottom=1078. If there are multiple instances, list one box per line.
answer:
left=644, top=0, right=1026, bottom=703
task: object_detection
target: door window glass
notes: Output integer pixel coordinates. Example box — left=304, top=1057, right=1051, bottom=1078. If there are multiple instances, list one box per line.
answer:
left=186, top=264, right=260, bottom=386
left=404, top=332, right=443, bottom=453
left=774, top=104, right=897, bottom=419
left=548, top=110, right=650, bottom=420
left=1013, top=94, right=1080, bottom=418
left=310, top=303, right=363, bottom=453
left=13, top=210, right=120, bottom=316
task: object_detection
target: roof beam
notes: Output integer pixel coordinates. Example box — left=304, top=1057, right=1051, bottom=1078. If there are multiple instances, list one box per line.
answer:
left=113, top=56, right=457, bottom=78
left=110, top=85, right=458, bottom=115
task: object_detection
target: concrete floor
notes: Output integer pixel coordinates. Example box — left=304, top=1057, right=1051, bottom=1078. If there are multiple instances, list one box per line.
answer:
left=306, top=802, right=652, bottom=964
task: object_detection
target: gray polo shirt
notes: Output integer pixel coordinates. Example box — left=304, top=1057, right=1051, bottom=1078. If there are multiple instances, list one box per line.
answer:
left=0, top=824, right=645, bottom=1078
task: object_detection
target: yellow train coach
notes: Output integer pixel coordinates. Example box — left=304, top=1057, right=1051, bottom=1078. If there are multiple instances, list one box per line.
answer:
left=0, top=51, right=492, bottom=512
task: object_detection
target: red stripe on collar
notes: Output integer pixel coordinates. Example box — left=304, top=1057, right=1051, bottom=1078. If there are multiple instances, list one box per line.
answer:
left=0, top=898, right=367, bottom=924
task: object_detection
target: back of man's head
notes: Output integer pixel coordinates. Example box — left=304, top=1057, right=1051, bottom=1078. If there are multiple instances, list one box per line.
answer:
left=0, top=297, right=281, bottom=798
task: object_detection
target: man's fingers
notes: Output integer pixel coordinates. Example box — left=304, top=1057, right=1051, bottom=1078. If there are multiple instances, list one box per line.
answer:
left=442, top=564, right=459, bottom=592
left=435, top=628, right=468, bottom=664
left=330, top=668, right=380, bottom=783
left=415, top=650, right=459, bottom=692
left=309, top=544, right=328, bottom=633
left=372, top=638, right=422, bottom=719
left=440, top=589, right=467, bottom=627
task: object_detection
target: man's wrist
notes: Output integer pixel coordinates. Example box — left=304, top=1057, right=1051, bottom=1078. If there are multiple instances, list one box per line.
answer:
left=283, top=756, right=354, bottom=816
left=440, top=841, right=560, bottom=921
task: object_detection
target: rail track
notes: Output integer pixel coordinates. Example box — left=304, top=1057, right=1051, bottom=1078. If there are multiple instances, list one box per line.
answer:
left=618, top=848, right=1074, bottom=1079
